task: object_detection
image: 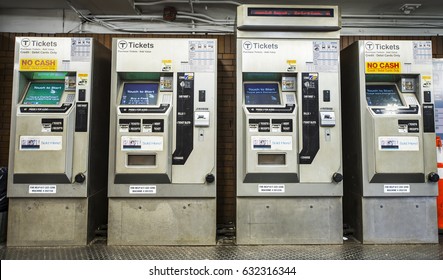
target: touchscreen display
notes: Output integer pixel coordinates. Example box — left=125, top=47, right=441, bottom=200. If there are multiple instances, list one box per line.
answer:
left=366, top=84, right=403, bottom=107
left=121, top=83, right=159, bottom=105
left=244, top=83, right=281, bottom=105
left=23, top=82, right=64, bottom=105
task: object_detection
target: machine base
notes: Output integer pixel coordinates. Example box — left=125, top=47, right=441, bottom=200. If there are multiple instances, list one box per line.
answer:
left=359, top=197, right=438, bottom=244
left=7, top=198, right=90, bottom=246
left=108, top=198, right=216, bottom=245
left=236, top=197, right=343, bottom=244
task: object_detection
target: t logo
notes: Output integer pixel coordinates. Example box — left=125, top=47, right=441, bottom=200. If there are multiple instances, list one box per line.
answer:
left=21, top=38, right=31, bottom=47
left=243, top=41, right=252, bottom=50
left=118, top=40, right=128, bottom=50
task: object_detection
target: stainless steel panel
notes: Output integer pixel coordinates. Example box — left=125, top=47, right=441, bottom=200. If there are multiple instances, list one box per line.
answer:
left=7, top=198, right=88, bottom=246
left=237, top=197, right=343, bottom=244
left=361, top=197, right=438, bottom=244
left=108, top=198, right=216, bottom=245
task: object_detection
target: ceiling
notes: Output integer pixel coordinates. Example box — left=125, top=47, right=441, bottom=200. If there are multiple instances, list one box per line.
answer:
left=0, top=0, right=442, bottom=34
left=1, top=0, right=442, bottom=16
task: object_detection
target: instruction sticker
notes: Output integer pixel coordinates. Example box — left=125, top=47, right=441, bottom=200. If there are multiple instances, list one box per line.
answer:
left=121, top=136, right=163, bottom=151
left=71, top=38, right=91, bottom=62
left=162, top=60, right=172, bottom=71
left=384, top=184, right=410, bottom=193
left=413, top=41, right=432, bottom=64
left=78, top=73, right=88, bottom=86
left=258, top=184, right=285, bottom=193
left=29, top=185, right=57, bottom=194
left=251, top=136, right=292, bottom=150
left=19, top=59, right=58, bottom=71
left=20, top=136, right=62, bottom=151
left=286, top=60, right=296, bottom=72
left=378, top=136, right=419, bottom=151
left=365, top=61, right=401, bottom=73
left=313, top=41, right=339, bottom=72
left=129, top=185, right=156, bottom=194
left=422, top=75, right=432, bottom=88
left=188, top=40, right=215, bottom=72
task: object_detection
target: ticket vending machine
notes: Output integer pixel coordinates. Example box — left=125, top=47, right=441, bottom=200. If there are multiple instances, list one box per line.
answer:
left=7, top=37, right=110, bottom=246
left=433, top=59, right=443, bottom=232
left=108, top=38, right=217, bottom=245
left=236, top=5, right=343, bottom=244
left=341, top=41, right=439, bottom=243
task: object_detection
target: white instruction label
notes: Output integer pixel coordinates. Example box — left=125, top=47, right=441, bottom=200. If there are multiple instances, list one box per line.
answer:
left=188, top=40, right=215, bottom=73
left=313, top=41, right=339, bottom=72
left=258, top=184, right=285, bottom=193
left=384, top=184, right=410, bottom=193
left=129, top=185, right=157, bottom=194
left=378, top=136, right=419, bottom=151
left=251, top=136, right=292, bottom=150
left=121, top=136, right=163, bottom=151
left=29, top=185, right=57, bottom=194
left=20, top=136, right=62, bottom=151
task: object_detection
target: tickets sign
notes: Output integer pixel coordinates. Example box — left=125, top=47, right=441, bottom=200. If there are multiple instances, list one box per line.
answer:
left=365, top=61, right=401, bottom=73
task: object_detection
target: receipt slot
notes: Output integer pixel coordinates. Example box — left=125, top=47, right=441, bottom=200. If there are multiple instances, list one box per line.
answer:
left=108, top=38, right=217, bottom=245
left=7, top=37, right=111, bottom=246
left=236, top=5, right=343, bottom=244
left=341, top=41, right=438, bottom=243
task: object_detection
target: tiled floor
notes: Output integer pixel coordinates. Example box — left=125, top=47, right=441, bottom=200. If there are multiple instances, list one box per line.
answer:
left=1, top=235, right=442, bottom=260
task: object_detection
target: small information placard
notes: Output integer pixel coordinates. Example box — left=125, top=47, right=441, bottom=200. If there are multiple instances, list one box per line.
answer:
left=258, top=184, right=285, bottom=193
left=129, top=185, right=157, bottom=194
left=29, top=185, right=57, bottom=194
left=384, top=184, right=410, bottom=193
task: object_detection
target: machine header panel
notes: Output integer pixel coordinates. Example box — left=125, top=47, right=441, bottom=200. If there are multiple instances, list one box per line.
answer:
left=241, top=39, right=339, bottom=73
left=363, top=40, right=432, bottom=74
left=115, top=38, right=216, bottom=73
left=17, top=37, right=93, bottom=71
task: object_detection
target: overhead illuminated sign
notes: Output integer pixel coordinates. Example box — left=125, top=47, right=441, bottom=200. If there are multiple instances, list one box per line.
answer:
left=248, top=7, right=334, bottom=17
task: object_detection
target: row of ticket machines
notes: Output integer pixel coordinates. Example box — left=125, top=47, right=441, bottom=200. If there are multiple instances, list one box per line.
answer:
left=6, top=5, right=441, bottom=246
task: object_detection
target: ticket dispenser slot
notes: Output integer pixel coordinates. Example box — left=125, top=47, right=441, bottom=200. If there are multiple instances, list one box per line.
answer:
left=13, top=73, right=76, bottom=183
left=243, top=73, right=298, bottom=183
left=114, top=73, right=172, bottom=184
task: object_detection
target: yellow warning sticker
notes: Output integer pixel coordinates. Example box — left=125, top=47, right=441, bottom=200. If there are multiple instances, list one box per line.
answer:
left=19, top=59, right=58, bottom=71
left=162, top=59, right=172, bottom=71
left=422, top=75, right=432, bottom=88
left=365, top=61, right=401, bottom=73
left=286, top=60, right=296, bottom=72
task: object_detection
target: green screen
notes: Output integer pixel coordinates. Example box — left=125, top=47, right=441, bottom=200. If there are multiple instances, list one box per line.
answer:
left=21, top=72, right=68, bottom=80
left=32, top=72, right=67, bottom=80
left=23, top=82, right=64, bottom=105
left=118, top=72, right=161, bottom=81
left=243, top=73, right=282, bottom=81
